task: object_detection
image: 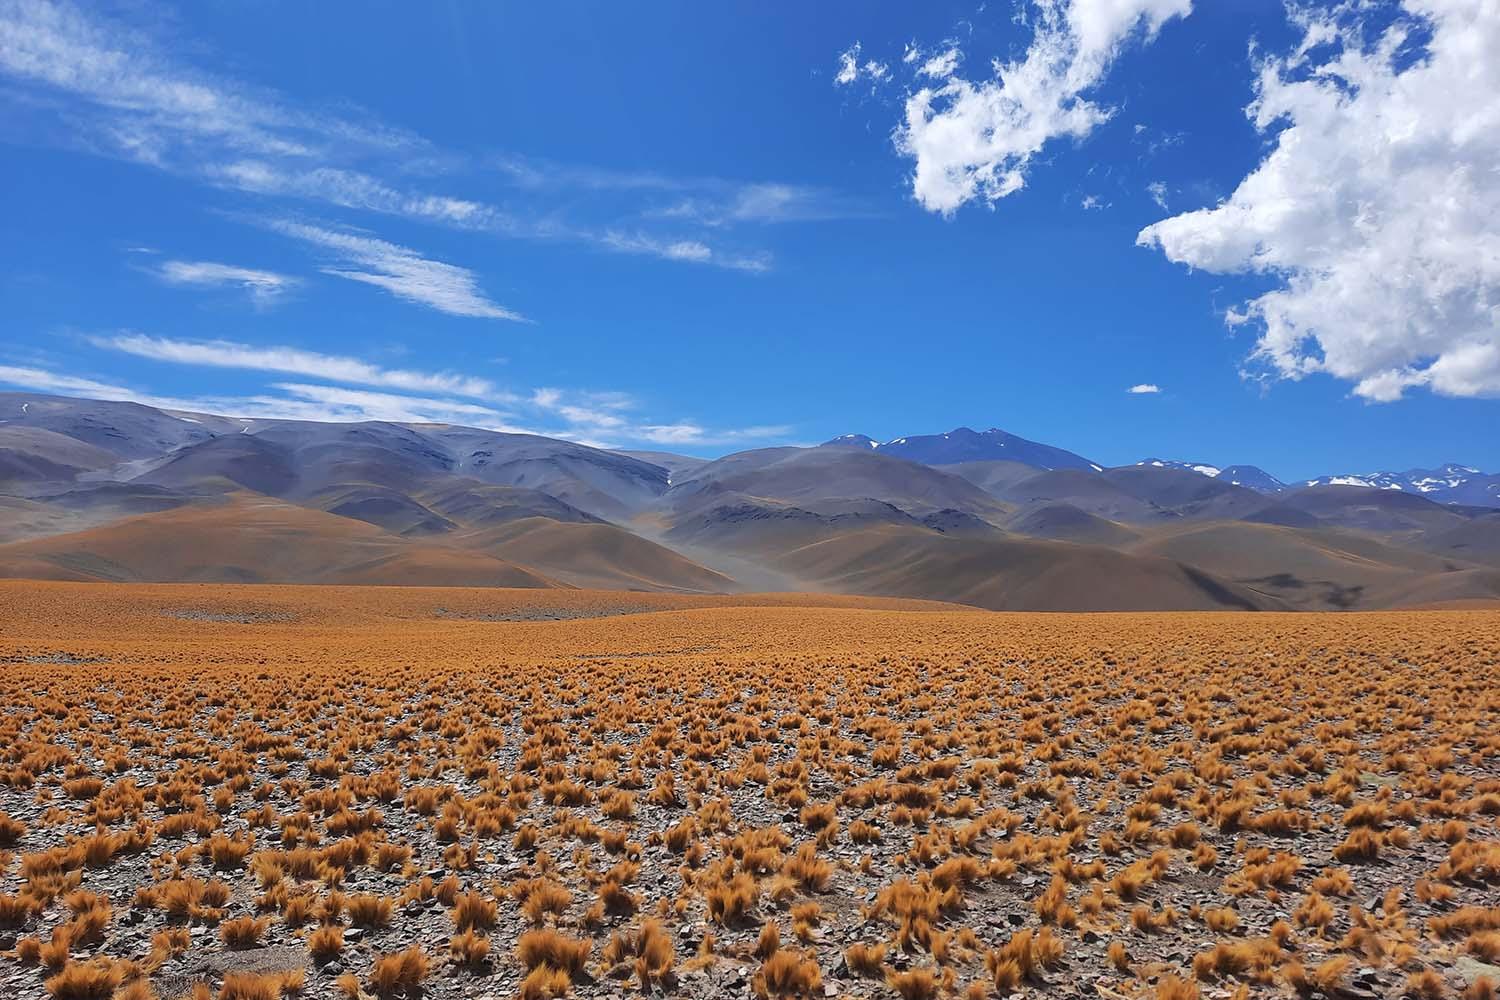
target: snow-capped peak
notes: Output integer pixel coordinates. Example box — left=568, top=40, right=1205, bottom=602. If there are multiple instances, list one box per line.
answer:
left=1301, top=465, right=1499, bottom=505
left=1136, top=459, right=1287, bottom=494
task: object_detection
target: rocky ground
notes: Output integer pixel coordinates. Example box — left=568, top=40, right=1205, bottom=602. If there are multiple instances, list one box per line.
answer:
left=0, top=585, right=1497, bottom=1000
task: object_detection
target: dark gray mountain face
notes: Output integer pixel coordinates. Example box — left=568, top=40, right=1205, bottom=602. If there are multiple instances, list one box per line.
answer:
left=823, top=427, right=1100, bottom=471
left=0, top=392, right=670, bottom=523
left=0, top=392, right=241, bottom=459
left=1218, top=465, right=1287, bottom=493
left=668, top=446, right=1009, bottom=520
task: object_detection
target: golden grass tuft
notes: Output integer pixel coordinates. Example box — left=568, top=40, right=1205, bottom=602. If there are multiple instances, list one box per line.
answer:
left=451, top=890, right=497, bottom=931
left=219, top=914, right=270, bottom=948
left=755, top=949, right=822, bottom=998
left=43, top=958, right=122, bottom=1000
left=517, top=929, right=592, bottom=976
left=369, top=947, right=429, bottom=996
left=307, top=924, right=344, bottom=962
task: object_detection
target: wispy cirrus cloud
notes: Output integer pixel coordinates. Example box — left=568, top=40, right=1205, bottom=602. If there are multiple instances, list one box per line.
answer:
left=266, top=382, right=524, bottom=427
left=0, top=1, right=842, bottom=276
left=495, top=154, right=869, bottom=228
left=0, top=363, right=147, bottom=403
left=92, top=333, right=503, bottom=398
left=210, top=162, right=506, bottom=230
left=0, top=363, right=516, bottom=427
left=633, top=422, right=794, bottom=447
left=153, top=260, right=297, bottom=306
left=0, top=0, right=420, bottom=167
left=599, top=231, right=770, bottom=273
left=2, top=342, right=797, bottom=450
left=529, top=383, right=792, bottom=446
left=268, top=220, right=526, bottom=320
left=216, top=159, right=783, bottom=271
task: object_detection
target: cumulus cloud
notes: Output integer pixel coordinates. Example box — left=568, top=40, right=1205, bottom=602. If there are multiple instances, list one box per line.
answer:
left=1138, top=0, right=1500, bottom=402
left=1127, top=383, right=1161, bottom=394
left=269, top=221, right=527, bottom=320
left=154, top=260, right=297, bottom=306
left=884, top=0, right=1192, bottom=215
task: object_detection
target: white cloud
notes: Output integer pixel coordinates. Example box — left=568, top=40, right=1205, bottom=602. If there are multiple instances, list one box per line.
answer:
left=0, top=2, right=782, bottom=276
left=1127, top=383, right=1161, bottom=394
left=919, top=47, right=961, bottom=79
left=527, top=386, right=791, bottom=448
left=600, top=231, right=770, bottom=273
left=211, top=162, right=505, bottom=229
left=1080, top=194, right=1105, bottom=210
left=154, top=260, right=296, bottom=305
left=637, top=423, right=709, bottom=445
left=0, top=362, right=516, bottom=427
left=270, top=221, right=526, bottom=320
left=635, top=423, right=794, bottom=446
left=833, top=41, right=890, bottom=88
left=0, top=364, right=144, bottom=402
left=870, top=0, right=1191, bottom=215
left=647, top=182, right=867, bottom=229
left=229, top=162, right=775, bottom=272
left=94, top=333, right=501, bottom=398
left=835, top=43, right=861, bottom=85
left=0, top=0, right=418, bottom=167
left=0, top=359, right=798, bottom=450
left=267, top=382, right=521, bottom=427
left=1138, top=0, right=1500, bottom=402
left=1146, top=180, right=1168, bottom=210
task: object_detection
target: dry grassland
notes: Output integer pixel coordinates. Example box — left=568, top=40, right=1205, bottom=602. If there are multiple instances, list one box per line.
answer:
left=0, top=581, right=1498, bottom=1000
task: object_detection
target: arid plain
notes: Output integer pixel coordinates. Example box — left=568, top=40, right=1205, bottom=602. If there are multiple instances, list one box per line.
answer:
left=1, top=582, right=1498, bottom=1000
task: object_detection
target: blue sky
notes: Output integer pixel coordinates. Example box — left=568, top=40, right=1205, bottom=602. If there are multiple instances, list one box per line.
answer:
left=1, top=0, right=1496, bottom=481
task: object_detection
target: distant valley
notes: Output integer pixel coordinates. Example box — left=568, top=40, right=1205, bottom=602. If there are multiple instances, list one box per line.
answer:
left=3, top=392, right=1499, bottom=611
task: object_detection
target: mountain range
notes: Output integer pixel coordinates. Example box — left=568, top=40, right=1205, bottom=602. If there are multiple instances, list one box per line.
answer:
left=2, top=391, right=1498, bottom=612
left=828, top=427, right=1500, bottom=507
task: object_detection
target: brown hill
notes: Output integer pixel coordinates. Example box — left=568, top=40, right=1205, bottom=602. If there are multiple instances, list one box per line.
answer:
left=0, top=496, right=739, bottom=594
left=1004, top=502, right=1142, bottom=546
left=0, top=498, right=555, bottom=588
left=465, top=517, right=737, bottom=593
left=1132, top=521, right=1496, bottom=610
left=768, top=524, right=1274, bottom=612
